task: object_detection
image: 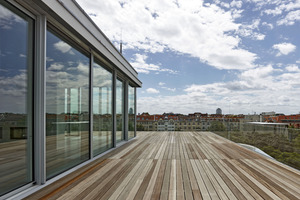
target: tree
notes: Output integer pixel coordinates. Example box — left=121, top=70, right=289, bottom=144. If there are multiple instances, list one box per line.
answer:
left=137, top=124, right=145, bottom=131
left=208, top=121, right=226, bottom=131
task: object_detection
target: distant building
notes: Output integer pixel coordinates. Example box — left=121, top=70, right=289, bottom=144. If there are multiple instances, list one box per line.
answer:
left=216, top=108, right=222, bottom=115
left=261, top=111, right=276, bottom=116
left=137, top=112, right=244, bottom=132
left=268, top=114, right=300, bottom=128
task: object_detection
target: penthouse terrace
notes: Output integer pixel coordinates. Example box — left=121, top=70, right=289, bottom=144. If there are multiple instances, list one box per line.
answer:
left=21, top=131, right=300, bottom=200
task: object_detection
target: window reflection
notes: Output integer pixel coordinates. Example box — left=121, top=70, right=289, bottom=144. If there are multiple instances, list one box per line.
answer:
left=46, top=29, right=89, bottom=179
left=93, top=61, right=113, bottom=155
left=128, top=85, right=135, bottom=139
left=0, top=2, right=33, bottom=196
left=116, top=79, right=124, bottom=142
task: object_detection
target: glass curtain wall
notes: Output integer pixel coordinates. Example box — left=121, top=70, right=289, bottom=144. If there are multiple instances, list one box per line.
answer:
left=128, top=85, right=135, bottom=139
left=93, top=60, right=113, bottom=155
left=0, top=2, right=34, bottom=196
left=46, top=29, right=90, bottom=179
left=116, top=79, right=124, bottom=143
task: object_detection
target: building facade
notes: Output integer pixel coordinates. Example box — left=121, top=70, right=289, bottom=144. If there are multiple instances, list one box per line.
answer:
left=137, top=112, right=243, bottom=132
left=0, top=0, right=141, bottom=198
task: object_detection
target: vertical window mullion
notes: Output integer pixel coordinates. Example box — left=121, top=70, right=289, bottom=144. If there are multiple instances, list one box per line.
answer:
left=112, top=70, right=117, bottom=147
left=34, top=14, right=47, bottom=185
left=124, top=81, right=128, bottom=141
left=89, top=53, right=94, bottom=159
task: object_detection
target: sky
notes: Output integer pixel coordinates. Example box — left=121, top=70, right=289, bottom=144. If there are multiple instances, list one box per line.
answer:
left=76, top=0, right=300, bottom=115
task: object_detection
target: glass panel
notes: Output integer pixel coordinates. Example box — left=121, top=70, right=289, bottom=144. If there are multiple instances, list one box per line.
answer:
left=0, top=2, right=33, bottom=196
left=93, top=61, right=113, bottom=155
left=128, top=85, right=135, bottom=139
left=46, top=29, right=89, bottom=179
left=116, top=79, right=124, bottom=143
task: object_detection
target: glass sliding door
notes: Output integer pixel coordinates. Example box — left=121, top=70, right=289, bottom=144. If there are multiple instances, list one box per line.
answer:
left=116, top=79, right=124, bottom=143
left=93, top=60, right=113, bottom=155
left=128, top=85, right=135, bottom=139
left=0, top=2, right=34, bottom=195
left=46, top=29, right=90, bottom=179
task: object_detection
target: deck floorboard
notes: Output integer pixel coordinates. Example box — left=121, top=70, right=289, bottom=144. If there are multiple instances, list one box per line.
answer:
left=24, top=131, right=300, bottom=200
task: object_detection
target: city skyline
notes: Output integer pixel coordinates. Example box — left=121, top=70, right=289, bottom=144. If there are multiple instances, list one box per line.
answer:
left=77, top=0, right=300, bottom=115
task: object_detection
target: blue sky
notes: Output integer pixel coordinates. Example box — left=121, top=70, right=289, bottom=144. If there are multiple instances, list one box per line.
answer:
left=77, top=0, right=300, bottom=115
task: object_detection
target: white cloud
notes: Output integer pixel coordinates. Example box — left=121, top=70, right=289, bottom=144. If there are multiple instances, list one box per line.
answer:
left=277, top=10, right=300, bottom=26
left=162, top=87, right=176, bottom=92
left=260, top=0, right=300, bottom=25
left=237, top=19, right=265, bottom=40
left=230, top=0, right=243, bottom=9
left=264, top=7, right=283, bottom=16
left=48, top=63, right=64, bottom=71
left=0, top=5, right=23, bottom=29
left=158, top=82, right=176, bottom=92
left=54, top=41, right=74, bottom=54
left=77, top=0, right=257, bottom=70
left=0, top=70, right=28, bottom=113
left=220, top=2, right=230, bottom=9
left=262, top=22, right=274, bottom=29
left=273, top=42, right=296, bottom=56
left=146, top=88, right=160, bottom=94
left=286, top=64, right=300, bottom=72
left=77, top=62, right=89, bottom=76
left=138, top=64, right=300, bottom=115
left=46, top=57, right=54, bottom=62
left=130, top=54, right=177, bottom=74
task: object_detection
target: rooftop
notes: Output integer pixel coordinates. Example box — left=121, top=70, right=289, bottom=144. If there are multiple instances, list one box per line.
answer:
left=24, top=131, right=300, bottom=199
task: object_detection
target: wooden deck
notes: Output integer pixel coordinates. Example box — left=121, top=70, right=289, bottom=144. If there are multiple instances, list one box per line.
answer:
left=25, top=131, right=300, bottom=200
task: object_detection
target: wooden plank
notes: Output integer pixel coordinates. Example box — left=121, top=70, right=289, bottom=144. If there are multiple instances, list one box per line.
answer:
left=255, top=158, right=300, bottom=188
left=83, top=159, right=138, bottom=200
left=179, top=134, right=189, bottom=159
left=185, top=159, right=202, bottom=199
left=55, top=159, right=117, bottom=200
left=180, top=156, right=194, bottom=200
left=142, top=159, right=162, bottom=200
left=194, top=160, right=219, bottom=200
left=210, top=159, right=255, bottom=200
left=188, top=143, right=198, bottom=159
left=116, top=159, right=150, bottom=200
left=190, top=160, right=209, bottom=200
left=168, top=159, right=176, bottom=200
left=224, top=159, right=281, bottom=200
left=175, top=135, right=180, bottom=160
left=163, top=138, right=171, bottom=160
left=99, top=158, right=142, bottom=200
left=160, top=160, right=172, bottom=200
left=134, top=160, right=157, bottom=200
left=191, top=137, right=207, bottom=159
left=199, top=160, right=229, bottom=200
left=154, top=135, right=167, bottom=159
left=151, top=159, right=167, bottom=199
left=237, top=159, right=299, bottom=200
left=204, top=159, right=237, bottom=200
left=126, top=159, right=153, bottom=200
left=259, top=158, right=300, bottom=184
left=107, top=159, right=145, bottom=200
left=247, top=159, right=300, bottom=197
left=218, top=159, right=262, bottom=200
left=72, top=159, right=129, bottom=200
left=176, top=159, right=185, bottom=200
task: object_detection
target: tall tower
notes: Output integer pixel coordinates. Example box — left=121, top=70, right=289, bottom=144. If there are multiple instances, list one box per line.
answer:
left=216, top=108, right=222, bottom=115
